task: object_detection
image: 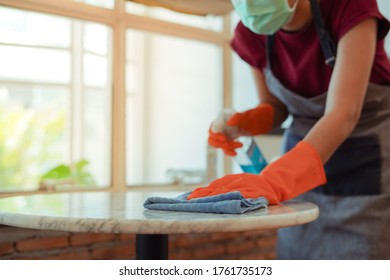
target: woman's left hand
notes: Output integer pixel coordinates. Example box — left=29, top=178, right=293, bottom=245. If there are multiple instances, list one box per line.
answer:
left=188, top=141, right=327, bottom=204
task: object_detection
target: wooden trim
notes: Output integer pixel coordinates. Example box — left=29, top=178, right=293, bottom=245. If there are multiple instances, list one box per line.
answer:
left=123, top=13, right=231, bottom=45
left=111, top=1, right=127, bottom=191
left=0, top=0, right=117, bottom=25
left=129, top=0, right=233, bottom=16
left=222, top=14, right=233, bottom=175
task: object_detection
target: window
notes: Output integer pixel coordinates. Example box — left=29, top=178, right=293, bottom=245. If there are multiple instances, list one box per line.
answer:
left=0, top=6, right=112, bottom=192
left=0, top=0, right=231, bottom=194
left=126, top=30, right=224, bottom=185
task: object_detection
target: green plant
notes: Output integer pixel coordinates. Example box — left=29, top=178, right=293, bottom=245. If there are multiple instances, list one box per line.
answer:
left=0, top=88, right=95, bottom=191
left=0, top=99, right=64, bottom=190
left=40, top=159, right=96, bottom=186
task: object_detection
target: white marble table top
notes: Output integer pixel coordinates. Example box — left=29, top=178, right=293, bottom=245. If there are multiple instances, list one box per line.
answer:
left=0, top=191, right=319, bottom=234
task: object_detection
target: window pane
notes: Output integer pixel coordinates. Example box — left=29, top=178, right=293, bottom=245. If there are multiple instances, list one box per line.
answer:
left=0, top=85, right=69, bottom=192
left=83, top=53, right=108, bottom=87
left=126, top=2, right=223, bottom=31
left=0, top=7, right=113, bottom=192
left=126, top=30, right=223, bottom=185
left=0, top=45, right=70, bottom=83
left=83, top=89, right=111, bottom=187
left=0, top=6, right=71, bottom=48
left=83, top=23, right=109, bottom=55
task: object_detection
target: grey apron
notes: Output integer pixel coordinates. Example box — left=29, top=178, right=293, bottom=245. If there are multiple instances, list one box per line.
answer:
left=264, top=0, right=390, bottom=260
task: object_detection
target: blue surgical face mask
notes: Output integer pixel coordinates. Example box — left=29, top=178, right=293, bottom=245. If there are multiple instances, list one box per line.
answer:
left=231, top=0, right=298, bottom=35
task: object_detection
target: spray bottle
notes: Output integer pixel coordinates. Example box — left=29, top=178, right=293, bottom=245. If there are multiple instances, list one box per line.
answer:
left=233, top=136, right=267, bottom=174
left=214, top=109, right=268, bottom=174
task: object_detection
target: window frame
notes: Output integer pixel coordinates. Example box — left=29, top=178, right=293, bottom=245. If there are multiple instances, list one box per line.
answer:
left=0, top=0, right=233, bottom=196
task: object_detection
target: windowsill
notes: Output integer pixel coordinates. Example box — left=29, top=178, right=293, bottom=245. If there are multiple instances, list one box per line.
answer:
left=0, top=186, right=109, bottom=198
left=0, top=184, right=197, bottom=198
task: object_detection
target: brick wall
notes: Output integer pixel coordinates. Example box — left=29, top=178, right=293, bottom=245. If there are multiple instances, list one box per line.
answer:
left=0, top=225, right=276, bottom=260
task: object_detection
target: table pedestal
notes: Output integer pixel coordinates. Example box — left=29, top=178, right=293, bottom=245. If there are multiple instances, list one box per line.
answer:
left=136, top=234, right=168, bottom=260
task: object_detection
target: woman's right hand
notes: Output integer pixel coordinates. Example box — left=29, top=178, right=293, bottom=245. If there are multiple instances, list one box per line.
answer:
left=208, top=104, right=274, bottom=156
left=208, top=109, right=243, bottom=156
left=226, top=104, right=274, bottom=136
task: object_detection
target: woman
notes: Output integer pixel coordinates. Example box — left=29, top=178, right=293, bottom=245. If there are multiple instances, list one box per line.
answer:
left=188, top=0, right=390, bottom=259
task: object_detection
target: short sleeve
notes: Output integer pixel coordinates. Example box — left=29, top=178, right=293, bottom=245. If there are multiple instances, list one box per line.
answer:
left=230, top=22, right=267, bottom=70
left=326, top=0, right=389, bottom=42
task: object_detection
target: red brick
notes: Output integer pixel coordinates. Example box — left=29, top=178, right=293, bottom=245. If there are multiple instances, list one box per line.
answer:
left=193, top=243, right=226, bottom=259
left=225, top=240, right=255, bottom=255
left=0, top=243, right=14, bottom=256
left=254, top=237, right=276, bottom=250
left=118, top=234, right=135, bottom=241
left=11, top=254, right=42, bottom=260
left=174, top=234, right=210, bottom=247
left=16, top=236, right=69, bottom=252
left=91, top=243, right=134, bottom=260
left=263, top=251, right=277, bottom=260
left=242, top=229, right=276, bottom=238
left=170, top=249, right=195, bottom=260
left=46, top=250, right=92, bottom=260
left=3, top=227, right=278, bottom=260
left=236, top=251, right=269, bottom=260
left=210, top=232, right=242, bottom=242
left=70, top=233, right=117, bottom=246
left=236, top=252, right=261, bottom=260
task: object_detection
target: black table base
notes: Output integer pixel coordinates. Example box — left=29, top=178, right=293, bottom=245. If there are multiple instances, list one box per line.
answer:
left=136, top=234, right=168, bottom=260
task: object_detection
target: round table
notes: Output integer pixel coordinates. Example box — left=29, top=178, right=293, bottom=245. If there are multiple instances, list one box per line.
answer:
left=0, top=191, right=319, bottom=259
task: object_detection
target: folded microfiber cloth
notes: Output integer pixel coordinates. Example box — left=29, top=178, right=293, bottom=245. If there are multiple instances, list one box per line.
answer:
left=143, top=191, right=268, bottom=214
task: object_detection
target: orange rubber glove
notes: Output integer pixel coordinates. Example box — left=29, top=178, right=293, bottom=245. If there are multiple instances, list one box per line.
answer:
left=208, top=127, right=243, bottom=156
left=226, top=104, right=274, bottom=136
left=187, top=141, right=326, bottom=204
left=208, top=104, right=274, bottom=156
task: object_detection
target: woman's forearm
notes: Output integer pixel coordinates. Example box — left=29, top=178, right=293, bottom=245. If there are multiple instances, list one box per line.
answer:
left=251, top=67, right=289, bottom=128
left=304, top=18, right=377, bottom=164
left=304, top=110, right=358, bottom=164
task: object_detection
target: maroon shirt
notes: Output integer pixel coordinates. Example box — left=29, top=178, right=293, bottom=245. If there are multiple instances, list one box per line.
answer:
left=231, top=0, right=390, bottom=98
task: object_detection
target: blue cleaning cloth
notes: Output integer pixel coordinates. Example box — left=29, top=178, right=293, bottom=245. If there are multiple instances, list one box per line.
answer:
left=143, top=191, right=268, bottom=214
